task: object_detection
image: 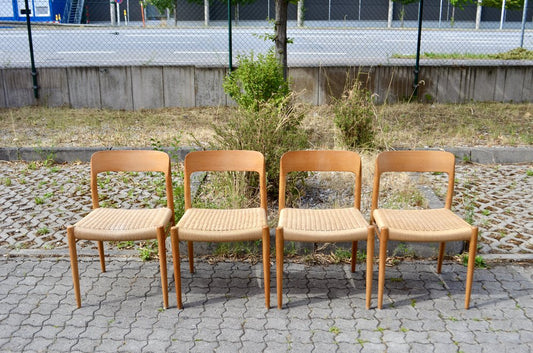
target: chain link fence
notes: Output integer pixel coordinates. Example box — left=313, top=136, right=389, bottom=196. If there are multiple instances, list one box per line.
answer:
left=1, top=0, right=532, bottom=68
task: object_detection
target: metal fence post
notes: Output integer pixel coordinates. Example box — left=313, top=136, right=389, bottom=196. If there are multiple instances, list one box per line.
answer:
left=414, top=0, right=424, bottom=98
left=24, top=0, right=39, bottom=99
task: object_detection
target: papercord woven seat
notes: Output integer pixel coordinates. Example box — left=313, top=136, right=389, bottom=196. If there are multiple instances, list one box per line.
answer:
left=371, top=150, right=478, bottom=309
left=67, top=150, right=175, bottom=308
left=276, top=150, right=375, bottom=309
left=170, top=150, right=270, bottom=309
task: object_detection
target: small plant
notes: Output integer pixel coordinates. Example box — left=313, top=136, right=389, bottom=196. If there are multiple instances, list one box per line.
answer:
left=356, top=338, right=369, bottom=347
left=138, top=240, right=158, bottom=261
left=116, top=241, right=135, bottom=249
left=462, top=253, right=487, bottom=269
left=329, top=326, right=340, bottom=335
left=332, top=248, right=352, bottom=263
left=392, top=242, right=416, bottom=258
left=333, top=77, right=376, bottom=150
left=37, top=227, right=50, bottom=235
left=2, top=177, right=11, bottom=186
left=35, top=197, right=45, bottom=205
left=527, top=169, right=533, bottom=177
left=410, top=299, right=416, bottom=308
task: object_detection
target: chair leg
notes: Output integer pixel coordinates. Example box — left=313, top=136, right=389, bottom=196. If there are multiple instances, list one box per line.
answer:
left=97, top=240, right=106, bottom=272
left=188, top=241, right=194, bottom=273
left=351, top=241, right=358, bottom=273
left=262, top=226, right=271, bottom=309
left=276, top=227, right=284, bottom=309
left=377, top=228, right=389, bottom=310
left=437, top=242, right=446, bottom=274
left=157, top=228, right=169, bottom=309
left=465, top=227, right=478, bottom=309
left=365, top=226, right=375, bottom=310
left=170, top=227, right=183, bottom=309
left=67, top=226, right=81, bottom=308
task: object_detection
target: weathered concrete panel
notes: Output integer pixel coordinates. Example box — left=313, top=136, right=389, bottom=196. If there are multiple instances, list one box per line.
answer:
left=493, top=67, right=507, bottom=102
left=288, top=67, right=319, bottom=104
left=318, top=67, right=371, bottom=104
left=67, top=67, right=101, bottom=108
left=131, top=67, right=164, bottom=110
left=3, top=68, right=35, bottom=107
left=99, top=67, right=133, bottom=110
left=522, top=67, right=533, bottom=102
left=38, top=68, right=69, bottom=107
left=470, top=66, right=497, bottom=102
left=418, top=66, right=437, bottom=102
left=194, top=68, right=226, bottom=107
left=502, top=67, right=525, bottom=103
left=437, top=66, right=464, bottom=103
left=0, top=70, right=6, bottom=108
left=163, top=66, right=195, bottom=108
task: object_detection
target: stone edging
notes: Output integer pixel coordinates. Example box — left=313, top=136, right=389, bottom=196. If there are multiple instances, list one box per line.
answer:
left=0, top=146, right=531, bottom=164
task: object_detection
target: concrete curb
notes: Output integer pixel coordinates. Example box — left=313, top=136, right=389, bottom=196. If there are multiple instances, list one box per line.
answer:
left=0, top=146, right=194, bottom=163
left=1, top=146, right=532, bottom=164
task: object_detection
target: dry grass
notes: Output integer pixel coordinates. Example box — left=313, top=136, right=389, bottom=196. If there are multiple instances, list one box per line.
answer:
left=1, top=102, right=531, bottom=149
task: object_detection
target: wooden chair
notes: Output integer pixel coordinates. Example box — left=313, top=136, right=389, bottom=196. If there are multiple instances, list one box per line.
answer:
left=67, top=150, right=175, bottom=308
left=275, top=150, right=375, bottom=309
left=170, top=150, right=270, bottom=309
left=371, top=150, right=478, bottom=309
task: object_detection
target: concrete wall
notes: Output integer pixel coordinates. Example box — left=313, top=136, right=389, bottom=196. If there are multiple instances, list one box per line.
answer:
left=1, top=63, right=532, bottom=110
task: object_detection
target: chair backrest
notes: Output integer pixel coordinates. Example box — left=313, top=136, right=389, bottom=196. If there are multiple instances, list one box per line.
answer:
left=183, top=150, right=267, bottom=210
left=90, top=150, right=174, bottom=213
left=278, top=150, right=362, bottom=210
left=371, top=150, right=456, bottom=213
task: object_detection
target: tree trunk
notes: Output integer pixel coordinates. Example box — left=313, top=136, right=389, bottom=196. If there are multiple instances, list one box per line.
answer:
left=275, top=0, right=288, bottom=79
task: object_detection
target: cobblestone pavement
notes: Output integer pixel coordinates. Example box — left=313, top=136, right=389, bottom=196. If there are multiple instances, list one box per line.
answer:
left=0, top=160, right=532, bottom=352
left=1, top=161, right=531, bottom=257
left=0, top=257, right=531, bottom=353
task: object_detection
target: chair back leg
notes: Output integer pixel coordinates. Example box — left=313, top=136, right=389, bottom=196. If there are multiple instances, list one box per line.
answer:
left=188, top=241, right=194, bottom=273
left=97, top=241, right=106, bottom=272
left=437, top=242, right=446, bottom=274
left=351, top=241, right=358, bottom=273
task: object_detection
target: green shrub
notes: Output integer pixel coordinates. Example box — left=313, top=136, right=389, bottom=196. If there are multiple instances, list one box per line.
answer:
left=215, top=50, right=308, bottom=197
left=212, top=97, right=308, bottom=196
left=333, top=78, right=376, bottom=150
left=223, top=49, right=290, bottom=112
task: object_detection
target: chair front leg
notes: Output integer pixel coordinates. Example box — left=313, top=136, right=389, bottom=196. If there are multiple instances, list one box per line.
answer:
left=157, top=228, right=169, bottom=309
left=377, top=227, right=389, bottom=310
left=67, top=226, right=81, bottom=308
left=465, top=227, right=478, bottom=309
left=276, top=227, right=284, bottom=309
left=170, top=227, right=183, bottom=309
left=262, top=226, right=271, bottom=309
